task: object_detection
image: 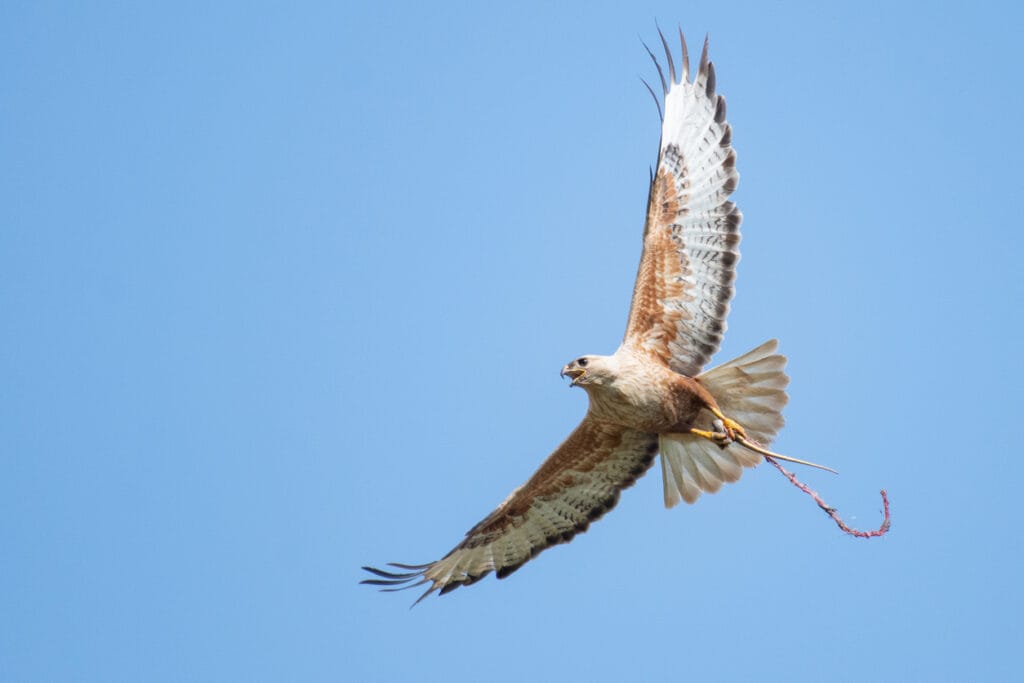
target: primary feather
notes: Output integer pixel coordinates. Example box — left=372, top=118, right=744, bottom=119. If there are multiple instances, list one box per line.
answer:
left=623, top=34, right=742, bottom=378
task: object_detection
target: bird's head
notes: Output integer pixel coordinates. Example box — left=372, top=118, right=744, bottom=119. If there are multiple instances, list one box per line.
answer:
left=560, top=355, right=614, bottom=388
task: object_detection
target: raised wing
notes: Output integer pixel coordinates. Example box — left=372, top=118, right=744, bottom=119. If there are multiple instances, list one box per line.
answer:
left=622, top=32, right=742, bottom=378
left=361, top=418, right=658, bottom=604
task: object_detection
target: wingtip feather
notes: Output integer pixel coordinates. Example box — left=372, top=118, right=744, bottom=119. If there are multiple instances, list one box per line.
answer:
left=698, top=34, right=710, bottom=80
left=641, top=39, right=668, bottom=94
left=657, top=24, right=676, bottom=84
left=679, top=28, right=690, bottom=82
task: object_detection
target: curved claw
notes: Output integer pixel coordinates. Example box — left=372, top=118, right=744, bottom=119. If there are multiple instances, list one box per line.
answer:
left=689, top=426, right=732, bottom=448
left=720, top=416, right=746, bottom=441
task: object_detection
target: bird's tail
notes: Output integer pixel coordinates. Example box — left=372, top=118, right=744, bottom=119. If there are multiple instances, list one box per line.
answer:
left=659, top=339, right=789, bottom=507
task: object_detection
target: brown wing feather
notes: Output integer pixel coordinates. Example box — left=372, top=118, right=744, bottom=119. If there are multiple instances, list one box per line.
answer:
left=361, top=418, right=658, bottom=603
left=623, top=34, right=742, bottom=377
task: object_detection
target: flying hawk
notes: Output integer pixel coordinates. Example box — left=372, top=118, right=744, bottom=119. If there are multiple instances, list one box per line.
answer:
left=363, top=30, right=826, bottom=603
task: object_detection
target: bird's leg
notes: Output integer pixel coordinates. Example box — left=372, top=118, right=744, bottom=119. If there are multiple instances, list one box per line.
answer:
left=689, top=427, right=732, bottom=447
left=690, top=398, right=838, bottom=473
left=688, top=402, right=747, bottom=447
left=690, top=425, right=839, bottom=473
left=709, top=407, right=746, bottom=441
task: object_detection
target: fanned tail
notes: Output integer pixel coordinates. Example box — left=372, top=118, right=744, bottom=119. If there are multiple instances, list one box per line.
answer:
left=659, top=339, right=788, bottom=507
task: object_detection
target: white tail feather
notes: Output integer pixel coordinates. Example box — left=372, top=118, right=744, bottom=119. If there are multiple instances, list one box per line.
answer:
left=660, top=339, right=789, bottom=507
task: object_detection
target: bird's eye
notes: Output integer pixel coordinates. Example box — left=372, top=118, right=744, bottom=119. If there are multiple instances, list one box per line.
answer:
left=577, top=358, right=588, bottom=367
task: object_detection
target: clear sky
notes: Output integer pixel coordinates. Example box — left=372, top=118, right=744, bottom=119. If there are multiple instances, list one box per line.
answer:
left=3, top=1, right=1022, bottom=681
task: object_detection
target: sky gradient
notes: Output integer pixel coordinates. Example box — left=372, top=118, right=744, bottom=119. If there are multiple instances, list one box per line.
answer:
left=3, top=2, right=1022, bottom=681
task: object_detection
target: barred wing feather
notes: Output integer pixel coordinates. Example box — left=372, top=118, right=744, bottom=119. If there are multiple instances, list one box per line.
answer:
left=623, top=33, right=741, bottom=377
left=362, top=419, right=658, bottom=603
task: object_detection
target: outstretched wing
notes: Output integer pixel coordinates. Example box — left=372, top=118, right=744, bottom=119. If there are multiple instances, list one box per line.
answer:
left=362, top=418, right=658, bottom=604
left=622, top=32, right=742, bottom=378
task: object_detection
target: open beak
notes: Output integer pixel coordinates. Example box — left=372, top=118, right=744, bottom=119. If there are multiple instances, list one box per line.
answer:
left=560, top=365, right=585, bottom=387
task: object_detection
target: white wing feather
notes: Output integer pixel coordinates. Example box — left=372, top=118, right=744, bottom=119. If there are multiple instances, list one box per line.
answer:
left=623, top=34, right=741, bottom=377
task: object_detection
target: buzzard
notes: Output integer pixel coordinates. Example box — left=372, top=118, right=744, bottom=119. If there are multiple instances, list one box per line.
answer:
left=362, top=30, right=834, bottom=604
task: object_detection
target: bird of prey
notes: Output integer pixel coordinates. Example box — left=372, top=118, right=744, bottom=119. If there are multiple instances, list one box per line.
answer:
left=362, top=30, right=831, bottom=604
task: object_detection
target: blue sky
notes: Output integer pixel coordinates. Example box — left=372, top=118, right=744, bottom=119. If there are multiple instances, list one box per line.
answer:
left=3, top=1, right=1022, bottom=681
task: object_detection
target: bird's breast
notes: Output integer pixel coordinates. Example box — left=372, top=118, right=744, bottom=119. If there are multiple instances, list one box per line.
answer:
left=586, top=365, right=686, bottom=432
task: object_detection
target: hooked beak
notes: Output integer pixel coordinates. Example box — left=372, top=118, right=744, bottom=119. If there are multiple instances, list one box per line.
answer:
left=560, top=365, right=585, bottom=387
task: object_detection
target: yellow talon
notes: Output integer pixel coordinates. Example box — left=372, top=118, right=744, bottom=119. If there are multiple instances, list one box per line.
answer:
left=722, top=417, right=746, bottom=440
left=689, top=427, right=731, bottom=447
left=699, top=408, right=838, bottom=474
left=710, top=408, right=747, bottom=441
